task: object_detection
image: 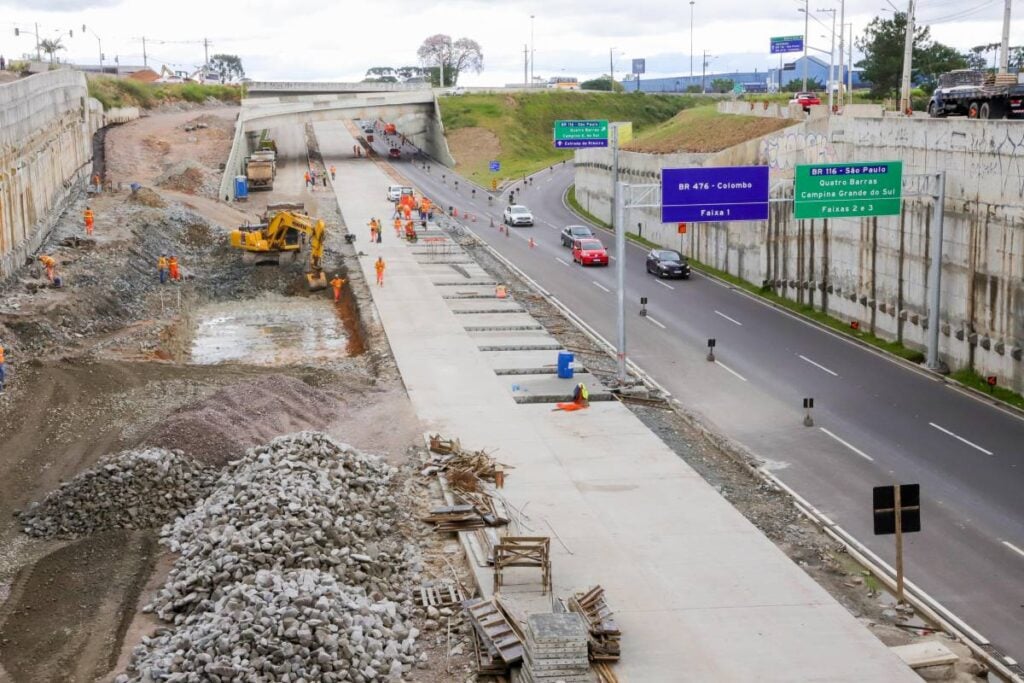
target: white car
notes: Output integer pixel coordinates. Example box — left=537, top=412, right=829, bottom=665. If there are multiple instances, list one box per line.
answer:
left=386, top=185, right=412, bottom=202
left=446, top=87, right=467, bottom=96
left=503, top=204, right=534, bottom=227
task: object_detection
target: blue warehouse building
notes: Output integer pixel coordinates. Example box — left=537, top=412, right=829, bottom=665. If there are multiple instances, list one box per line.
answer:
left=620, top=56, right=866, bottom=93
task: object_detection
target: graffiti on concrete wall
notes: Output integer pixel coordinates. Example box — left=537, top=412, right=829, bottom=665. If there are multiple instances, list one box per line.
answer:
left=760, top=131, right=837, bottom=170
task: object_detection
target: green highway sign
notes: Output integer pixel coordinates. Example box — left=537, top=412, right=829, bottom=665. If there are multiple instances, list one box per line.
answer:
left=554, top=119, right=609, bottom=148
left=794, top=162, right=903, bottom=219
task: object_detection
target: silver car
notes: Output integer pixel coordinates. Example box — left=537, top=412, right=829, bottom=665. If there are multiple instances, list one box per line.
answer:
left=503, top=204, right=534, bottom=227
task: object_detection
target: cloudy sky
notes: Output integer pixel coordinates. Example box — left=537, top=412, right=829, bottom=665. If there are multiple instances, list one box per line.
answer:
left=1, top=0, right=1019, bottom=84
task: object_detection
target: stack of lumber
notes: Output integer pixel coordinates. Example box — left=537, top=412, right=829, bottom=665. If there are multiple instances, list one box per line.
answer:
left=520, top=613, right=596, bottom=683
left=421, top=504, right=486, bottom=531
left=569, top=586, right=621, bottom=662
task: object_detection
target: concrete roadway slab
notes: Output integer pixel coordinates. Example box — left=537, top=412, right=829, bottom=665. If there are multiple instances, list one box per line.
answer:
left=313, top=120, right=917, bottom=683
left=478, top=349, right=579, bottom=373
left=446, top=298, right=525, bottom=314
left=500, top=374, right=610, bottom=404
left=458, top=313, right=545, bottom=331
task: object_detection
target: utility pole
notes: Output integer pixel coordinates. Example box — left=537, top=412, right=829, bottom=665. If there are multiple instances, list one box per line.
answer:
left=609, top=47, right=615, bottom=89
left=701, top=49, right=708, bottom=93
left=802, top=0, right=810, bottom=91
left=838, top=0, right=845, bottom=104
left=530, top=14, right=535, bottom=86
left=689, top=1, right=695, bottom=82
left=926, top=171, right=946, bottom=371
left=523, top=45, right=528, bottom=87
left=142, top=36, right=147, bottom=67
left=34, top=22, right=41, bottom=61
left=999, top=0, right=1012, bottom=74
left=820, top=8, right=836, bottom=111
left=847, top=23, right=853, bottom=104
left=899, top=0, right=916, bottom=114
left=203, top=37, right=209, bottom=69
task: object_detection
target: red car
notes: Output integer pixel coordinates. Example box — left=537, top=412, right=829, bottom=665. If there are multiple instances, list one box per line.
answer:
left=789, top=92, right=821, bottom=111
left=388, top=148, right=401, bottom=159
left=572, top=238, right=609, bottom=266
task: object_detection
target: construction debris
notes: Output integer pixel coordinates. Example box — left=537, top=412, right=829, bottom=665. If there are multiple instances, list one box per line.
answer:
left=425, top=433, right=509, bottom=489
left=520, top=612, right=596, bottom=683
left=422, top=503, right=488, bottom=531
left=16, top=448, right=218, bottom=538
left=494, top=536, right=552, bottom=594
left=569, top=586, right=621, bottom=662
left=417, top=580, right=466, bottom=609
left=464, top=597, right=524, bottom=671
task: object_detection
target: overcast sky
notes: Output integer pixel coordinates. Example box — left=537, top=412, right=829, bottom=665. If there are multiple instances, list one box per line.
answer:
left=2, top=0, right=1019, bottom=84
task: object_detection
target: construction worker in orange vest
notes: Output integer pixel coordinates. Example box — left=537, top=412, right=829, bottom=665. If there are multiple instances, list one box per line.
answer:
left=83, top=207, right=94, bottom=236
left=369, top=219, right=379, bottom=243
left=330, top=164, right=336, bottom=180
left=169, top=255, right=180, bottom=281
left=157, top=254, right=168, bottom=284
left=38, top=254, right=56, bottom=282
left=374, top=256, right=386, bottom=286
left=393, top=217, right=402, bottom=237
left=0, top=341, right=6, bottom=392
left=330, top=275, right=345, bottom=302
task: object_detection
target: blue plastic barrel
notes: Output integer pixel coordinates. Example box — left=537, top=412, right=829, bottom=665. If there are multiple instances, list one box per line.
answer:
left=557, top=351, right=574, bottom=379
left=234, top=175, right=249, bottom=200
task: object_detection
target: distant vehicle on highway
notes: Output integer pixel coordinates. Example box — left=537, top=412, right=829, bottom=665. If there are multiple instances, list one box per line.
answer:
left=789, top=92, right=821, bottom=111
left=645, top=249, right=691, bottom=279
left=388, top=147, right=402, bottom=159
left=503, top=204, right=534, bottom=227
left=928, top=69, right=1024, bottom=119
left=560, top=224, right=595, bottom=247
left=572, top=238, right=609, bottom=266
left=386, top=185, right=412, bottom=202
left=445, top=87, right=467, bottom=96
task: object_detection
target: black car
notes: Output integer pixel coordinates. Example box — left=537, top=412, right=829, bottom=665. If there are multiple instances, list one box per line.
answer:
left=560, top=224, right=595, bottom=247
left=645, top=249, right=691, bottom=279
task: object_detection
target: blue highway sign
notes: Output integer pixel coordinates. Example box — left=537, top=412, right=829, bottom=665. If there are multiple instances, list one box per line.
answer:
left=662, top=166, right=770, bottom=223
left=489, top=160, right=501, bottom=172
left=770, top=35, right=804, bottom=54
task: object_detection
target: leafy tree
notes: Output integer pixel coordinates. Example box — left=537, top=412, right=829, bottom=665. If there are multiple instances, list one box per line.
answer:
left=579, top=75, right=624, bottom=92
left=709, top=78, right=734, bottom=93
left=209, top=54, right=244, bottom=81
left=855, top=12, right=965, bottom=98
left=685, top=84, right=703, bottom=93
left=365, top=66, right=396, bottom=79
left=396, top=66, right=426, bottom=80
left=784, top=78, right=824, bottom=92
left=417, top=34, right=483, bottom=86
left=40, top=37, right=65, bottom=64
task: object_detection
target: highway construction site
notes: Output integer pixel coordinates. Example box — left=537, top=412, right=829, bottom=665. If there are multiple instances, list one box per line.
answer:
left=0, top=103, right=995, bottom=682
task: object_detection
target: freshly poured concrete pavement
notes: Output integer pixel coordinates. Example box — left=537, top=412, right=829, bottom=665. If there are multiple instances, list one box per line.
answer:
left=314, top=121, right=916, bottom=681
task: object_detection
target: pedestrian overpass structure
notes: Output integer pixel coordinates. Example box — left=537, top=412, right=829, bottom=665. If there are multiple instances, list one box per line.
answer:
left=219, top=82, right=455, bottom=201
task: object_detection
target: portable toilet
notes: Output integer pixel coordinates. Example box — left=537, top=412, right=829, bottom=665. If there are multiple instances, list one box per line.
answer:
left=234, top=175, right=249, bottom=201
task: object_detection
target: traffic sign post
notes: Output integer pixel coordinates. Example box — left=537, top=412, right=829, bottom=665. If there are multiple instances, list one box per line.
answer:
left=873, top=483, right=921, bottom=604
left=794, top=162, right=903, bottom=219
left=553, top=120, right=609, bottom=148
left=661, top=166, right=770, bottom=223
left=770, top=35, right=804, bottom=54
left=632, top=58, right=645, bottom=92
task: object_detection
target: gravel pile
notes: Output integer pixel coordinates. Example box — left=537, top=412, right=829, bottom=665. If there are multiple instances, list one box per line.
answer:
left=122, top=431, right=420, bottom=681
left=16, top=448, right=217, bottom=538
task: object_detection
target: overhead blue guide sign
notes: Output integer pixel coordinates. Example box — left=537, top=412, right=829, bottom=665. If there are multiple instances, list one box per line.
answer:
left=661, top=166, right=770, bottom=223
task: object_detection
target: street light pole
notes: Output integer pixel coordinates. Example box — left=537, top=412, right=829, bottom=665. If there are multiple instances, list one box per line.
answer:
left=609, top=47, right=615, bottom=89
left=838, top=0, right=845, bottom=104
left=899, top=0, right=916, bottom=114
left=82, top=25, right=103, bottom=73
left=530, top=14, right=535, bottom=86
left=819, top=8, right=836, bottom=111
left=689, top=1, right=695, bottom=82
left=802, top=0, right=810, bottom=91
left=701, top=49, right=708, bottom=93
left=999, top=0, right=1012, bottom=74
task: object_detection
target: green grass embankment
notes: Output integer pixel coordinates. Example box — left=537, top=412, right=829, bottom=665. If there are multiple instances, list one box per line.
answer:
left=438, top=91, right=715, bottom=184
left=87, top=77, right=241, bottom=110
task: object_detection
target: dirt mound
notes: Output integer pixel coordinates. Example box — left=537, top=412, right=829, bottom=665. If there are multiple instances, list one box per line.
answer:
left=141, top=375, right=344, bottom=466
left=156, top=163, right=206, bottom=194
left=129, top=186, right=166, bottom=207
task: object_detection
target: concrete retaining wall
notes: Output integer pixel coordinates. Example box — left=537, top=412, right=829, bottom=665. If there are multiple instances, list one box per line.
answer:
left=0, top=70, right=100, bottom=280
left=574, top=115, right=1024, bottom=391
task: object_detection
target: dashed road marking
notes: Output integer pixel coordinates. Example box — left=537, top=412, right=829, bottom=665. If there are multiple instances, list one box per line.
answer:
left=929, top=422, right=994, bottom=455
left=820, top=428, right=874, bottom=461
left=714, top=360, right=747, bottom=382
left=593, top=281, right=611, bottom=293
left=1002, top=541, right=1024, bottom=559
left=646, top=316, right=667, bottom=329
left=714, top=310, right=743, bottom=326
left=799, top=354, right=839, bottom=377
left=555, top=257, right=570, bottom=267
left=656, top=280, right=675, bottom=290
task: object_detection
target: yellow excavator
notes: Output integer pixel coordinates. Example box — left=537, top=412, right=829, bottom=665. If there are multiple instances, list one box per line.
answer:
left=229, top=205, right=328, bottom=290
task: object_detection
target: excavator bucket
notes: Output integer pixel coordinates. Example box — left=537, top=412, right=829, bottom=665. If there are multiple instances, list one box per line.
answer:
left=306, top=271, right=327, bottom=291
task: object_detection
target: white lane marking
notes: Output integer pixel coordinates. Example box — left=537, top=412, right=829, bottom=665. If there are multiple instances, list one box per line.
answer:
left=655, top=280, right=675, bottom=290
left=555, top=257, right=570, bottom=267
left=929, top=422, right=994, bottom=455
left=820, top=428, right=875, bottom=462
left=714, top=310, right=743, bottom=326
left=592, top=281, right=611, bottom=293
left=799, top=354, right=839, bottom=377
left=646, top=315, right=667, bottom=329
left=609, top=255, right=616, bottom=261
left=714, top=360, right=748, bottom=382
left=1003, top=541, right=1024, bottom=559
left=543, top=220, right=559, bottom=228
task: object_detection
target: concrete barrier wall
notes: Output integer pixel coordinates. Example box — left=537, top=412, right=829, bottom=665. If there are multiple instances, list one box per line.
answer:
left=0, top=70, right=99, bottom=279
left=574, top=116, right=1024, bottom=391
left=104, top=106, right=140, bottom=125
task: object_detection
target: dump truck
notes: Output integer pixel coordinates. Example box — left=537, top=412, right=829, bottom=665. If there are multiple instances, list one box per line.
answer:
left=245, top=149, right=277, bottom=191
left=229, top=204, right=328, bottom=290
left=928, top=70, right=1024, bottom=119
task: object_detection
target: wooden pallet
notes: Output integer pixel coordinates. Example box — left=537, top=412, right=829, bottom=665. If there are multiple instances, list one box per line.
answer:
left=569, top=586, right=621, bottom=662
left=417, top=581, right=465, bottom=609
left=463, top=597, right=524, bottom=668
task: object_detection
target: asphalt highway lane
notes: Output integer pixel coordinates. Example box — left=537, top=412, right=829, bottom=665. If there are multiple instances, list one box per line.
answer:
left=377, top=141, right=1024, bottom=663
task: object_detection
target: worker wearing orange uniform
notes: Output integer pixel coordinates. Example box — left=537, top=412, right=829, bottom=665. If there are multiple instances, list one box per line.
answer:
left=330, top=275, right=345, bottom=302
left=83, top=207, right=95, bottom=236
left=393, top=217, right=402, bottom=237
left=38, top=255, right=56, bottom=282
left=0, top=341, right=6, bottom=393
left=369, top=219, right=379, bottom=243
left=169, top=255, right=180, bottom=282
left=374, top=257, right=386, bottom=286
left=157, top=255, right=168, bottom=284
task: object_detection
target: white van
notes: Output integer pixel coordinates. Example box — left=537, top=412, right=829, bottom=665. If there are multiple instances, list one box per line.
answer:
left=386, top=185, right=412, bottom=201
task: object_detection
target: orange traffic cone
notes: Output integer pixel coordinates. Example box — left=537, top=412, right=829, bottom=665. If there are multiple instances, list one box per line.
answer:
left=529, top=237, right=535, bottom=248
left=453, top=207, right=459, bottom=218
left=496, top=284, right=508, bottom=299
